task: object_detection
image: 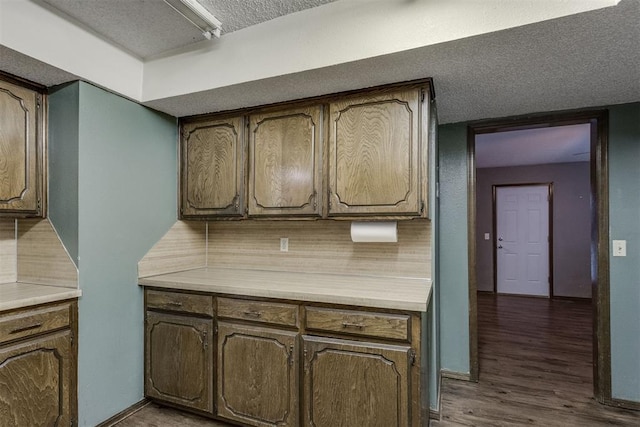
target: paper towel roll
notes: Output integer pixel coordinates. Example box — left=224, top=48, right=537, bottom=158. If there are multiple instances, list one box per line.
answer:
left=350, top=221, right=398, bottom=243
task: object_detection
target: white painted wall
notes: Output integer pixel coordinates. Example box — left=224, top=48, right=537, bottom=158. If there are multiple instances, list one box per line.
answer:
left=0, top=0, right=143, bottom=100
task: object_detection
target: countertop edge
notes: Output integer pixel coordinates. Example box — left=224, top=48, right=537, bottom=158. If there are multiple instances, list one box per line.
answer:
left=139, top=268, right=432, bottom=312
left=0, top=283, right=82, bottom=312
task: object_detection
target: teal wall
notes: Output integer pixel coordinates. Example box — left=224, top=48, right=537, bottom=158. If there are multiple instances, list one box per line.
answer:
left=49, top=82, right=178, bottom=426
left=437, top=123, right=470, bottom=374
left=48, top=82, right=80, bottom=265
left=608, top=103, right=640, bottom=402
left=437, top=104, right=640, bottom=403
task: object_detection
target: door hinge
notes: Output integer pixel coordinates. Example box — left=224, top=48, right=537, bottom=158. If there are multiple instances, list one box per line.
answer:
left=409, top=348, right=416, bottom=366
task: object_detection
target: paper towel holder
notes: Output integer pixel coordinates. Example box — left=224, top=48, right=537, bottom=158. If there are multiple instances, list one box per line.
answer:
left=350, top=221, right=398, bottom=243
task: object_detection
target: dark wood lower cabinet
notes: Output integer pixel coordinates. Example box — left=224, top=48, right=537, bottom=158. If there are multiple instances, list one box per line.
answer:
left=0, top=331, right=72, bottom=426
left=143, top=289, right=426, bottom=427
left=0, top=300, right=77, bottom=427
left=145, top=311, right=214, bottom=414
left=217, top=322, right=298, bottom=426
left=302, top=335, right=411, bottom=427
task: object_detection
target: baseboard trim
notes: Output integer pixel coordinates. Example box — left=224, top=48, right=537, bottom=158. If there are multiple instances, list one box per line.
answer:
left=96, top=399, right=151, bottom=427
left=441, top=369, right=472, bottom=381
left=429, top=369, right=443, bottom=420
left=605, top=397, right=640, bottom=411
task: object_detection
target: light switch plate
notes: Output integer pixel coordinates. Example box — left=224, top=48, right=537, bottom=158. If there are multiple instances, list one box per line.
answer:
left=484, top=233, right=490, bottom=240
left=280, top=237, right=289, bottom=252
left=612, top=240, right=626, bottom=257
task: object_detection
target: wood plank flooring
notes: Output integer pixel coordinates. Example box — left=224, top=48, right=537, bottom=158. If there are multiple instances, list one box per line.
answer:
left=112, top=294, right=638, bottom=426
left=432, top=293, right=639, bottom=426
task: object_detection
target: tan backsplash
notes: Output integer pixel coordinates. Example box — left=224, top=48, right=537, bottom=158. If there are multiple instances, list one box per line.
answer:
left=207, top=219, right=431, bottom=279
left=138, top=221, right=207, bottom=278
left=0, top=220, right=17, bottom=284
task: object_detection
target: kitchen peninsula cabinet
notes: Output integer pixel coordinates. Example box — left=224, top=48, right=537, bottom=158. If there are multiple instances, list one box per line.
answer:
left=144, top=290, right=214, bottom=414
left=0, top=75, right=46, bottom=218
left=328, top=86, right=428, bottom=218
left=180, top=115, right=245, bottom=218
left=0, top=300, right=77, bottom=426
left=248, top=105, right=323, bottom=217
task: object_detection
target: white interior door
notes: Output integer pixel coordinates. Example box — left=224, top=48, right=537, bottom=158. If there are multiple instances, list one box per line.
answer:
left=496, top=185, right=550, bottom=297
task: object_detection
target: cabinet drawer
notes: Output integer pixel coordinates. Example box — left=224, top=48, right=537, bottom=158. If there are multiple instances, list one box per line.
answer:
left=217, top=297, right=298, bottom=327
left=146, top=290, right=213, bottom=317
left=305, top=307, right=409, bottom=341
left=0, top=303, right=71, bottom=344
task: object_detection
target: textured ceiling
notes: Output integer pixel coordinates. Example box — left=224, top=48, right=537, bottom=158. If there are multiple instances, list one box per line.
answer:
left=1, top=1, right=638, bottom=124
left=39, top=0, right=336, bottom=58
left=199, top=0, right=336, bottom=33
left=143, top=0, right=640, bottom=123
left=475, top=124, right=591, bottom=169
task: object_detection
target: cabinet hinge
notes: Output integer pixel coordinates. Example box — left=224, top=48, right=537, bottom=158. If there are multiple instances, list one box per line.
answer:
left=421, top=90, right=425, bottom=103
left=202, top=330, right=208, bottom=349
left=288, top=345, right=294, bottom=366
left=36, top=94, right=42, bottom=108
left=409, top=348, right=416, bottom=366
left=420, top=201, right=425, bottom=214
left=70, top=332, right=74, bottom=347
left=303, top=348, right=309, bottom=372
left=37, top=199, right=41, bottom=209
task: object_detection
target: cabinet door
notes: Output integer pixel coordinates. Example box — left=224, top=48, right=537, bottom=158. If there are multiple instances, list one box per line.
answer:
left=181, top=116, right=245, bottom=218
left=302, top=335, right=411, bottom=427
left=145, top=311, right=214, bottom=414
left=249, top=106, right=323, bottom=217
left=0, top=78, right=44, bottom=217
left=0, top=331, right=72, bottom=426
left=218, top=322, right=298, bottom=427
left=328, top=88, right=423, bottom=217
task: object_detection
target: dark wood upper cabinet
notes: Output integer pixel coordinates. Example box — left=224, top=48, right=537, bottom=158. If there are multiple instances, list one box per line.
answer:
left=180, top=115, right=245, bottom=218
left=0, top=76, right=46, bottom=218
left=328, top=87, right=428, bottom=218
left=248, top=105, right=323, bottom=217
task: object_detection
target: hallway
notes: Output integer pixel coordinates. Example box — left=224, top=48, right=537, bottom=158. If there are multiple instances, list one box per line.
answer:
left=432, top=294, right=639, bottom=426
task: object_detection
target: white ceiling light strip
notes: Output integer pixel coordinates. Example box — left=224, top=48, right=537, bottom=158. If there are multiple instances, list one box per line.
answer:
left=163, top=0, right=222, bottom=39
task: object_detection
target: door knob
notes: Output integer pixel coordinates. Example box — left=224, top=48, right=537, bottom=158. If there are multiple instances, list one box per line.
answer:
left=498, top=245, right=503, bottom=249
left=498, top=237, right=503, bottom=241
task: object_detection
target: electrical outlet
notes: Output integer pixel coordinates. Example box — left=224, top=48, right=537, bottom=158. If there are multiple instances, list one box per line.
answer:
left=612, top=240, right=626, bottom=257
left=280, top=237, right=289, bottom=252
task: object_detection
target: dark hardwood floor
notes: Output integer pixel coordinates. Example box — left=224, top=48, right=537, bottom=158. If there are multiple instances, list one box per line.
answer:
left=112, top=294, right=638, bottom=426
left=432, top=293, right=639, bottom=426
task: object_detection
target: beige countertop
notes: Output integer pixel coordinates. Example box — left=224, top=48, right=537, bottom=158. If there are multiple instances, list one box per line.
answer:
left=0, top=283, right=82, bottom=312
left=139, top=267, right=431, bottom=312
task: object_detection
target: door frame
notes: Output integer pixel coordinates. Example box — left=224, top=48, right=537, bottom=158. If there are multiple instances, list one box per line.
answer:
left=466, top=109, right=610, bottom=403
left=492, top=183, right=554, bottom=297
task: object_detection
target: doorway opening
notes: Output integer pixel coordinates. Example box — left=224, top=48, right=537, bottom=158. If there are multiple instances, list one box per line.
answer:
left=467, top=110, right=610, bottom=403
